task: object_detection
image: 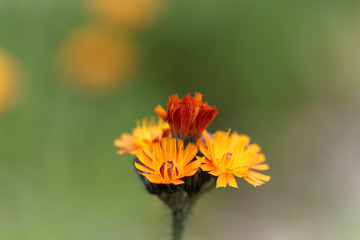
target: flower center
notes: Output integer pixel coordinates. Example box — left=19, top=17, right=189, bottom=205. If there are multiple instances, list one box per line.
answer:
left=226, top=152, right=232, bottom=159
left=159, top=160, right=179, bottom=181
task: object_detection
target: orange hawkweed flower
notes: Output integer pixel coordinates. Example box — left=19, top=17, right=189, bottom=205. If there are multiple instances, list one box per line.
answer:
left=197, top=130, right=270, bottom=188
left=58, top=26, right=137, bottom=94
left=0, top=49, right=21, bottom=115
left=154, top=93, right=218, bottom=142
left=114, top=117, right=170, bottom=155
left=135, top=138, right=203, bottom=185
left=89, top=0, right=164, bottom=29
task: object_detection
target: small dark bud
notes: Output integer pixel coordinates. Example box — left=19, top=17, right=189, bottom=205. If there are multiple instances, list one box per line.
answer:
left=135, top=157, right=163, bottom=195
left=183, top=168, right=204, bottom=195
left=141, top=175, right=163, bottom=195
left=164, top=184, right=182, bottom=194
left=200, top=169, right=212, bottom=185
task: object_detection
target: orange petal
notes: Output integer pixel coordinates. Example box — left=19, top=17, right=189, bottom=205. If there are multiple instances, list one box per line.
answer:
left=248, top=170, right=271, bottom=182
left=136, top=150, right=153, bottom=167
left=154, top=105, right=168, bottom=120
left=252, top=153, right=266, bottom=164
left=195, top=92, right=203, bottom=101
left=196, top=139, right=211, bottom=159
left=181, top=169, right=198, bottom=178
left=169, top=137, right=177, bottom=160
left=168, top=94, right=180, bottom=102
left=161, top=137, right=170, bottom=160
left=226, top=174, right=238, bottom=188
left=114, top=133, right=133, bottom=144
left=181, top=158, right=202, bottom=176
left=143, top=147, right=153, bottom=158
left=171, top=179, right=185, bottom=185
left=247, top=143, right=261, bottom=153
left=201, top=160, right=216, bottom=172
left=116, top=150, right=125, bottom=154
left=216, top=174, right=228, bottom=188
left=251, top=163, right=269, bottom=171
left=190, top=106, right=200, bottom=125
left=134, top=162, right=155, bottom=174
left=209, top=169, right=222, bottom=176
left=232, top=168, right=249, bottom=178
left=201, top=164, right=215, bottom=172
left=243, top=176, right=262, bottom=187
left=201, top=130, right=213, bottom=146
left=139, top=172, right=163, bottom=184
left=152, top=141, right=165, bottom=164
left=181, top=142, right=198, bottom=166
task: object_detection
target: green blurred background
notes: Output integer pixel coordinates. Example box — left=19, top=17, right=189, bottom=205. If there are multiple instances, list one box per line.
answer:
left=1, top=0, right=360, bottom=239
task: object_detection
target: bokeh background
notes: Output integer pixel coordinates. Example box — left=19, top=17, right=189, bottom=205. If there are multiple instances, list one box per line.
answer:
left=1, top=0, right=360, bottom=239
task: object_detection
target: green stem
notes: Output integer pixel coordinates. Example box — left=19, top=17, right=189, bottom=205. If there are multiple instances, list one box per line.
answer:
left=172, top=180, right=216, bottom=239
left=184, top=178, right=216, bottom=215
left=162, top=180, right=216, bottom=240
left=172, top=208, right=184, bottom=240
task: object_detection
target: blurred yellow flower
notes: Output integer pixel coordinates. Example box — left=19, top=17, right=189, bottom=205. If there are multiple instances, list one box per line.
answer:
left=197, top=130, right=270, bottom=188
left=0, top=49, right=21, bottom=114
left=114, top=117, right=170, bottom=155
left=58, top=26, right=137, bottom=94
left=89, top=0, right=164, bottom=29
left=135, top=138, right=203, bottom=185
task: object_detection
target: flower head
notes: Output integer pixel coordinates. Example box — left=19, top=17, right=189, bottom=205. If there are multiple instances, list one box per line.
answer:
left=154, top=93, right=218, bottom=143
left=89, top=0, right=164, bottom=29
left=0, top=49, right=21, bottom=115
left=197, top=130, right=270, bottom=188
left=59, top=26, right=137, bottom=94
left=135, top=138, right=203, bottom=185
left=114, top=117, right=170, bottom=155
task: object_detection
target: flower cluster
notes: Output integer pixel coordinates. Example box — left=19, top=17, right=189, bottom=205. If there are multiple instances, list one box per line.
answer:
left=114, top=93, right=270, bottom=190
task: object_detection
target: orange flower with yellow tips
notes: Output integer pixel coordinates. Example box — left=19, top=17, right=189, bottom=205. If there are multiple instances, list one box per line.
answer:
left=114, top=117, right=170, bottom=155
left=114, top=93, right=272, bottom=239
left=197, top=130, right=270, bottom=188
left=154, top=93, right=218, bottom=142
left=135, top=138, right=203, bottom=185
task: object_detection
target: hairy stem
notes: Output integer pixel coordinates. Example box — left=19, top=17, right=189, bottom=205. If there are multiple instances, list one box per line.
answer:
left=172, top=208, right=184, bottom=240
left=166, top=179, right=216, bottom=240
